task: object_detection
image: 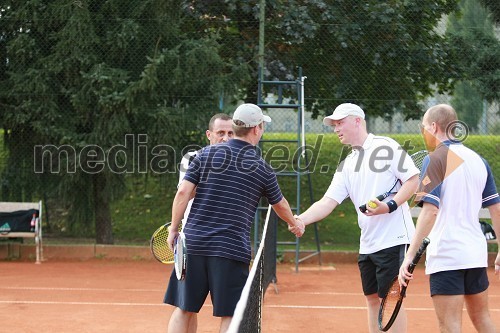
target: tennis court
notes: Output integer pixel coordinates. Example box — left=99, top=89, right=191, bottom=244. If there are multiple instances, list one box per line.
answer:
left=1, top=259, right=499, bottom=332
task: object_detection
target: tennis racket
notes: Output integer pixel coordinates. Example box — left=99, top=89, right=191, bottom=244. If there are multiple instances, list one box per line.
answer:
left=378, top=237, right=430, bottom=332
left=359, top=150, right=428, bottom=213
left=410, top=149, right=428, bottom=171
left=150, top=222, right=175, bottom=264
left=174, top=231, right=187, bottom=280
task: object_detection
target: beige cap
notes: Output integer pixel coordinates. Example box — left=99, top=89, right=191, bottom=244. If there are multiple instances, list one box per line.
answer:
left=232, top=103, right=272, bottom=127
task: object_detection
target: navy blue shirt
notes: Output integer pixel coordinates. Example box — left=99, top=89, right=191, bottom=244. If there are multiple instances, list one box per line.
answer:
left=183, top=139, right=283, bottom=264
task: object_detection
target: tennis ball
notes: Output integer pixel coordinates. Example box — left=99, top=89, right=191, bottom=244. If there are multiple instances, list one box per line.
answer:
left=368, top=200, right=378, bottom=209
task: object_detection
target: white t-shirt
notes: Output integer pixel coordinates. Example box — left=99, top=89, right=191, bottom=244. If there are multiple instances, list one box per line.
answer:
left=178, top=151, right=197, bottom=225
left=325, top=134, right=420, bottom=254
left=416, top=142, right=500, bottom=274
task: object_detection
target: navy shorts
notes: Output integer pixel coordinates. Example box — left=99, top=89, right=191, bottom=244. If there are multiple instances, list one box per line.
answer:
left=429, top=267, right=489, bottom=296
left=358, top=244, right=406, bottom=298
left=164, top=254, right=249, bottom=317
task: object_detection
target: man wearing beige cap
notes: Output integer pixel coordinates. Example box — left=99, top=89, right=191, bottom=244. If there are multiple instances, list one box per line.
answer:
left=165, top=103, right=304, bottom=333
left=297, top=103, right=419, bottom=333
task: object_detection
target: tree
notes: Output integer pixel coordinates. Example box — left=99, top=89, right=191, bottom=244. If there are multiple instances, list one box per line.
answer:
left=183, top=0, right=462, bottom=120
left=448, top=0, right=499, bottom=131
left=0, top=0, right=247, bottom=243
left=477, top=0, right=500, bottom=23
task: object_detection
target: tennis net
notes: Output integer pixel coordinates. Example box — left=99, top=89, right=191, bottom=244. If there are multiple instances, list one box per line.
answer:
left=227, top=205, right=277, bottom=333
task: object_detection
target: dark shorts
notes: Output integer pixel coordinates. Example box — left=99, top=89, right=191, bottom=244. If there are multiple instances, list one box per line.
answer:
left=429, top=267, right=489, bottom=296
left=358, top=244, right=406, bottom=298
left=164, top=254, right=249, bottom=317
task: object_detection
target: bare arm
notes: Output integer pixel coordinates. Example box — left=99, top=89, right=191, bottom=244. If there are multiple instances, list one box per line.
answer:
left=366, top=174, right=419, bottom=215
left=487, top=202, right=500, bottom=278
left=298, top=196, right=339, bottom=226
left=168, top=180, right=196, bottom=249
left=393, top=174, right=420, bottom=206
left=399, top=202, right=438, bottom=286
left=272, top=197, right=304, bottom=237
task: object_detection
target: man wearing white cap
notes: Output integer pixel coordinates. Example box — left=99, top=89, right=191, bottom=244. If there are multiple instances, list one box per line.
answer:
left=165, top=103, right=304, bottom=333
left=297, top=103, right=420, bottom=333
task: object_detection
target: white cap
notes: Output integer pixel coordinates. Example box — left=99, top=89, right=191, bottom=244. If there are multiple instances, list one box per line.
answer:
left=323, top=103, right=365, bottom=126
left=232, top=103, right=272, bottom=127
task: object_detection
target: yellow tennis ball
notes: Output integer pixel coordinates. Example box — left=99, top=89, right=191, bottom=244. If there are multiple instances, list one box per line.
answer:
left=368, top=200, right=378, bottom=209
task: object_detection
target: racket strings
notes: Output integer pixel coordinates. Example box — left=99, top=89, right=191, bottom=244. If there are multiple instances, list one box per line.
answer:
left=151, top=228, right=174, bottom=263
left=380, top=280, right=402, bottom=327
left=411, top=150, right=428, bottom=171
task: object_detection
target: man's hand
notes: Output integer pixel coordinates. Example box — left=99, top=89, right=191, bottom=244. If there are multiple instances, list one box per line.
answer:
left=363, top=197, right=389, bottom=216
left=288, top=215, right=305, bottom=237
left=167, top=224, right=180, bottom=251
left=398, top=256, right=413, bottom=288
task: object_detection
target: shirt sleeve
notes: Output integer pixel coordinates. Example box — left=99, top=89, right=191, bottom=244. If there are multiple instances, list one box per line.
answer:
left=262, top=162, right=283, bottom=205
left=183, top=151, right=203, bottom=186
left=324, top=160, right=349, bottom=204
left=481, top=158, right=500, bottom=207
left=414, top=149, right=446, bottom=208
left=178, top=151, right=197, bottom=187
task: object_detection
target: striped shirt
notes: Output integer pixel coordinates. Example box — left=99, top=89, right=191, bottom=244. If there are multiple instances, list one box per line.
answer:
left=183, top=139, right=283, bottom=264
left=416, top=141, right=500, bottom=274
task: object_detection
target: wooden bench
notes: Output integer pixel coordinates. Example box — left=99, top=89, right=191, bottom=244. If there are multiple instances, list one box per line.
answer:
left=0, top=201, right=43, bottom=263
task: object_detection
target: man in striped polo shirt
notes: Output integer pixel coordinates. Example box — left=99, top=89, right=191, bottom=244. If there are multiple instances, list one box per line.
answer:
left=175, top=113, right=234, bottom=332
left=178, top=113, right=234, bottom=227
left=164, top=103, right=305, bottom=333
left=399, top=104, right=500, bottom=332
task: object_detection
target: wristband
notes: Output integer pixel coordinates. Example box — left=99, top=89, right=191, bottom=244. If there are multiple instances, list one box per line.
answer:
left=387, top=200, right=398, bottom=213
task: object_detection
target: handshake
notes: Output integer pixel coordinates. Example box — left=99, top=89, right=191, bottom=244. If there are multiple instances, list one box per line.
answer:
left=288, top=215, right=306, bottom=237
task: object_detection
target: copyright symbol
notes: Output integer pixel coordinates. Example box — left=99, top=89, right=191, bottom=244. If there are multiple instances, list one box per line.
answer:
left=446, top=120, right=469, bottom=143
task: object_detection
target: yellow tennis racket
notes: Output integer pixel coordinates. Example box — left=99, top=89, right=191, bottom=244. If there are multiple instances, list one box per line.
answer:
left=150, top=222, right=177, bottom=264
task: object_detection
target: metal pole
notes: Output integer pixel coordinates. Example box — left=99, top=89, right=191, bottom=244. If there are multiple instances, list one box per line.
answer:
left=258, top=0, right=265, bottom=74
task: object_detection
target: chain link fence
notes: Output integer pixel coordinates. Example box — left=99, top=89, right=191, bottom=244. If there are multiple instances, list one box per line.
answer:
left=0, top=0, right=499, bottom=242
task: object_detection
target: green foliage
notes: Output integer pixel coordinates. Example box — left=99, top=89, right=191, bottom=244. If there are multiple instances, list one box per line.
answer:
left=451, top=82, right=484, bottom=131
left=265, top=0, right=461, bottom=120
left=1, top=0, right=498, bottom=245
left=0, top=0, right=249, bottom=243
left=447, top=0, right=500, bottom=104
left=477, top=0, right=500, bottom=23
left=178, top=0, right=463, bottom=119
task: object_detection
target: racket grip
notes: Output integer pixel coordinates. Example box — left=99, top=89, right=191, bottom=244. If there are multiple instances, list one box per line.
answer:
left=359, top=193, right=389, bottom=213
left=359, top=204, right=367, bottom=213
left=377, top=193, right=389, bottom=201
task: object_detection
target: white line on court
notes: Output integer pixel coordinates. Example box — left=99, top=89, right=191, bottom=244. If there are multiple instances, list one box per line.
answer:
left=0, top=287, right=162, bottom=292
left=275, top=291, right=500, bottom=298
left=0, top=300, right=498, bottom=312
left=2, top=287, right=499, bottom=298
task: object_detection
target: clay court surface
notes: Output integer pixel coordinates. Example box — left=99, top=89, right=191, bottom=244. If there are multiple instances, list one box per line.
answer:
left=1, top=259, right=499, bottom=332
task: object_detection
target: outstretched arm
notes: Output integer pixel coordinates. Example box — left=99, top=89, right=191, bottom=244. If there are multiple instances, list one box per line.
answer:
left=272, top=197, right=305, bottom=237
left=298, top=196, right=339, bottom=226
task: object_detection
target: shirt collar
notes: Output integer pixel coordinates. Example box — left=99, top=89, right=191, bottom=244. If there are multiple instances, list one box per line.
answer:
left=352, top=133, right=374, bottom=151
left=437, top=139, right=462, bottom=149
left=227, top=138, right=255, bottom=149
